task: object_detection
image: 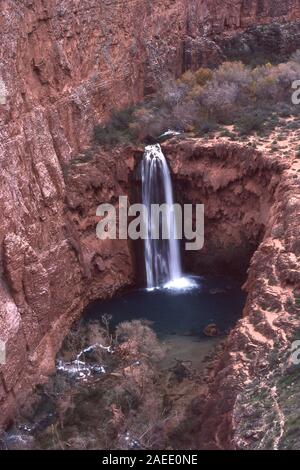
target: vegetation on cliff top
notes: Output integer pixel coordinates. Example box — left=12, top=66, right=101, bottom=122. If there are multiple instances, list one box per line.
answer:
left=93, top=51, right=300, bottom=146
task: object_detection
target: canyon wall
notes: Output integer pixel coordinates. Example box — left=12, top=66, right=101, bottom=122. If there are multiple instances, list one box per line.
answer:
left=186, top=1, right=300, bottom=68
left=196, top=155, right=300, bottom=449
left=191, top=0, right=300, bottom=34
left=0, top=0, right=188, bottom=424
left=163, top=139, right=285, bottom=277
left=161, top=138, right=300, bottom=449
left=1, top=0, right=300, bottom=431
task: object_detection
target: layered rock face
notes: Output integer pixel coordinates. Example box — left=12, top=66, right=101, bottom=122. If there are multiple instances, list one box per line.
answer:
left=1, top=0, right=300, bottom=433
left=197, top=158, right=300, bottom=449
left=0, top=141, right=135, bottom=424
left=1, top=0, right=184, bottom=424
left=191, top=0, right=300, bottom=34
left=186, top=1, right=300, bottom=68
left=161, top=139, right=300, bottom=449
left=163, top=140, right=286, bottom=278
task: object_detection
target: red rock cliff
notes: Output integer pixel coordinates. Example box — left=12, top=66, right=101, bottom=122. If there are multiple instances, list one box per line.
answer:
left=191, top=0, right=300, bottom=34
left=162, top=138, right=300, bottom=449
left=0, top=0, right=194, bottom=424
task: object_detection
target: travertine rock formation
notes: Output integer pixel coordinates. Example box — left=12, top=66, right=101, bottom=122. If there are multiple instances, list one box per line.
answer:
left=163, top=140, right=287, bottom=277
left=161, top=139, right=300, bottom=449
left=199, top=158, right=300, bottom=449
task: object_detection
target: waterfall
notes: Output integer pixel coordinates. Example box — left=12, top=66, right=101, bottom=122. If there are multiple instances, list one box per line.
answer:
left=141, top=144, right=182, bottom=289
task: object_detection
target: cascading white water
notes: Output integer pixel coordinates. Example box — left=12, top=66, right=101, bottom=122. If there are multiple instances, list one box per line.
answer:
left=141, top=144, right=183, bottom=289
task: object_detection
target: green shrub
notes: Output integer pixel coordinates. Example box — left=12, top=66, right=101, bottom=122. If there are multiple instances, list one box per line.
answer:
left=198, top=120, right=219, bottom=135
left=235, top=110, right=267, bottom=135
left=93, top=107, right=137, bottom=146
